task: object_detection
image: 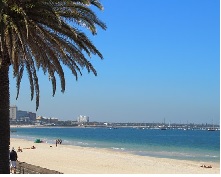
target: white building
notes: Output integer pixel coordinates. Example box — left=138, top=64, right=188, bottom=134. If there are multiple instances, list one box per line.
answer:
left=77, top=115, right=89, bottom=123
left=10, top=105, right=17, bottom=121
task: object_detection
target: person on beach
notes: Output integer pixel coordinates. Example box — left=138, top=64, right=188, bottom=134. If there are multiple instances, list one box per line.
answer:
left=56, top=139, right=62, bottom=145
left=201, top=165, right=212, bottom=168
left=59, top=139, right=62, bottom=144
left=9, top=147, right=18, bottom=174
left=17, top=146, right=22, bottom=152
left=23, top=145, right=36, bottom=149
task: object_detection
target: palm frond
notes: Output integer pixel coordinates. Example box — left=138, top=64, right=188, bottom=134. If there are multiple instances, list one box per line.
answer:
left=0, top=0, right=106, bottom=110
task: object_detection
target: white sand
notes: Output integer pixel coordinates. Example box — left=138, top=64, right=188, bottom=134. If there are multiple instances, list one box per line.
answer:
left=10, top=138, right=220, bottom=174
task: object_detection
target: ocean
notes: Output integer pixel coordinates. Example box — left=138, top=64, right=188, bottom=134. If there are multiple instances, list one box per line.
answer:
left=10, top=127, right=220, bottom=163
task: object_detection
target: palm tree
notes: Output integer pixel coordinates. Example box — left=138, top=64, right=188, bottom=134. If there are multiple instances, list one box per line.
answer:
left=0, top=0, right=106, bottom=173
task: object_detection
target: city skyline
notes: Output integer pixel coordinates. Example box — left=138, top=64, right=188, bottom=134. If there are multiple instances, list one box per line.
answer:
left=9, top=0, right=219, bottom=124
left=9, top=105, right=219, bottom=125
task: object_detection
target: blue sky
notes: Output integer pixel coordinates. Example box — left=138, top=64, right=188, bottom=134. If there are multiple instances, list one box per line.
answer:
left=10, top=0, right=220, bottom=124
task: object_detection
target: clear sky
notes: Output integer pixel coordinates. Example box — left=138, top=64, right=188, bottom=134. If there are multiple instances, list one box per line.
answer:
left=9, top=0, right=220, bottom=124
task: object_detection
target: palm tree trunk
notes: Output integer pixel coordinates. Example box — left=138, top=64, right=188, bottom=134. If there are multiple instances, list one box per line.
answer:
left=0, top=60, right=10, bottom=174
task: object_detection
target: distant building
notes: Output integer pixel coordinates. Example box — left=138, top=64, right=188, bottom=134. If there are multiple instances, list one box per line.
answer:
left=77, top=115, right=89, bottom=123
left=17, top=110, right=36, bottom=122
left=36, top=116, right=43, bottom=121
left=10, top=105, right=36, bottom=122
left=36, top=116, right=58, bottom=124
left=19, top=117, right=30, bottom=122
left=27, top=112, right=37, bottom=121
left=10, top=105, right=17, bottom=121
left=17, top=110, right=28, bottom=120
left=48, top=117, right=58, bottom=124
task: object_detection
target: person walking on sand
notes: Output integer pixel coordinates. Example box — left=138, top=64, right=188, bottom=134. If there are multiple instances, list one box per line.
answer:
left=9, top=147, right=18, bottom=174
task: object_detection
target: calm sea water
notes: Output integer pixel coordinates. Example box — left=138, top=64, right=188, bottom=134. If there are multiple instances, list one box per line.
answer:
left=10, top=127, right=220, bottom=163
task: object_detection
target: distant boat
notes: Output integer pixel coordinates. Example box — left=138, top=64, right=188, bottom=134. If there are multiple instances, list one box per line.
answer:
left=160, top=127, right=167, bottom=130
left=158, top=125, right=167, bottom=130
left=208, top=119, right=216, bottom=131
left=160, top=118, right=167, bottom=130
left=137, top=123, right=146, bottom=130
left=138, top=126, right=145, bottom=130
left=139, top=127, right=145, bottom=130
left=108, top=126, right=117, bottom=129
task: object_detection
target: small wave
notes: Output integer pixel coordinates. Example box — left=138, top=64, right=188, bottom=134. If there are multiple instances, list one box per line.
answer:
left=111, top=147, right=125, bottom=151
left=205, top=154, right=219, bottom=158
left=77, top=142, right=89, bottom=146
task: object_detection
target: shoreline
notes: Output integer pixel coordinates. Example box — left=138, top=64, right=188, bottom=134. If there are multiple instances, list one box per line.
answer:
left=10, top=126, right=220, bottom=164
left=10, top=137, right=220, bottom=174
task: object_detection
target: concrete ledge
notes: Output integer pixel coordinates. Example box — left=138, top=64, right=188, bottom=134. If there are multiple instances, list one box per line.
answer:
left=17, top=161, right=63, bottom=174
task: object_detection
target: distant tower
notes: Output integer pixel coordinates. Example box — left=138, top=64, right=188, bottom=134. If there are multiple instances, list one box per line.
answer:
left=10, top=105, right=17, bottom=121
left=77, top=115, right=89, bottom=123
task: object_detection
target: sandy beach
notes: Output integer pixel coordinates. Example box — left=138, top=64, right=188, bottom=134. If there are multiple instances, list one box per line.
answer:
left=10, top=138, right=220, bottom=174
